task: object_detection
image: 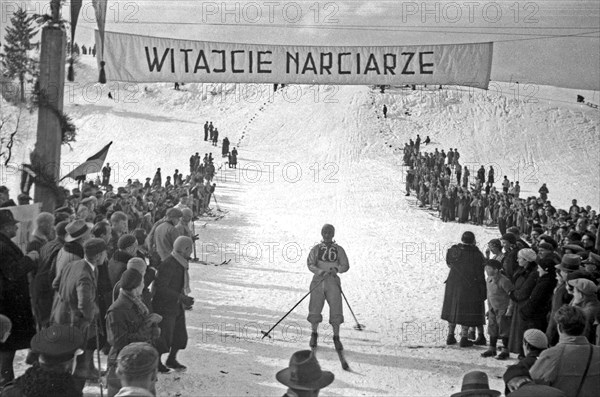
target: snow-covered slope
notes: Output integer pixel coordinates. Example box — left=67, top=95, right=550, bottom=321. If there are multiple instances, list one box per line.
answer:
left=2, top=56, right=599, bottom=396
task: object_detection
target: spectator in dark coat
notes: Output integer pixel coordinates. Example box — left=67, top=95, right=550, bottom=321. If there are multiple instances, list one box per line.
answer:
left=106, top=269, right=161, bottom=397
left=503, top=364, right=566, bottom=397
left=519, top=258, right=557, bottom=332
left=508, top=249, right=539, bottom=357
left=501, top=233, right=520, bottom=280
left=222, top=137, right=230, bottom=158
left=0, top=210, right=38, bottom=387
left=108, top=235, right=137, bottom=286
left=546, top=254, right=578, bottom=346
left=0, top=325, right=84, bottom=397
left=442, top=231, right=487, bottom=347
left=152, top=236, right=194, bottom=373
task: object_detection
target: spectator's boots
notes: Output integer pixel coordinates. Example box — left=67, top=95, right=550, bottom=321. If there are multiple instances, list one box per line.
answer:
left=474, top=335, right=487, bottom=346
left=480, top=348, right=496, bottom=358
left=166, top=358, right=187, bottom=372
left=333, top=335, right=344, bottom=351
left=309, top=332, right=318, bottom=349
left=459, top=337, right=474, bottom=347
left=446, top=334, right=457, bottom=345
left=158, top=362, right=172, bottom=374
left=495, top=348, right=510, bottom=360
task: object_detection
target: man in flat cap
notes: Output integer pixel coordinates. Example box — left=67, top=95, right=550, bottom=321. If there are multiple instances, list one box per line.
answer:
left=114, top=342, right=158, bottom=397
left=0, top=325, right=84, bottom=397
left=152, top=236, right=194, bottom=373
left=51, top=238, right=108, bottom=384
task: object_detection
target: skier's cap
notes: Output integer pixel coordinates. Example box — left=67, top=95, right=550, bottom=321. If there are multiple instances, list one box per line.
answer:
left=276, top=350, right=334, bottom=391
left=321, top=224, right=335, bottom=233
left=523, top=329, right=548, bottom=350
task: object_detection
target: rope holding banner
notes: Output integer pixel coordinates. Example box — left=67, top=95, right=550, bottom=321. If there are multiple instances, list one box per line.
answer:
left=99, top=61, right=106, bottom=84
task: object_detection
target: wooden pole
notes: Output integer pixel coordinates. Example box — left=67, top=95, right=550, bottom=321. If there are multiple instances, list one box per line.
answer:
left=32, top=19, right=66, bottom=212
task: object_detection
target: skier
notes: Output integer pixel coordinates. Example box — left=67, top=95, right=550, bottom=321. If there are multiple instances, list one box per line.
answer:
left=204, top=122, right=209, bottom=141
left=208, top=122, right=214, bottom=142
left=307, top=224, right=349, bottom=353
left=382, top=104, right=388, bottom=118
left=212, top=128, right=219, bottom=147
left=424, top=136, right=431, bottom=145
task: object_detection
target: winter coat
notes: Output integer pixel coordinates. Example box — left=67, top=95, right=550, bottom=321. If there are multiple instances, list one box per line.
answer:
left=106, top=292, right=156, bottom=367
left=50, top=259, right=99, bottom=341
left=441, top=243, right=486, bottom=326
left=572, top=296, right=600, bottom=344
left=530, top=335, right=600, bottom=397
left=502, top=247, right=519, bottom=281
left=154, top=220, right=180, bottom=261
left=222, top=138, right=230, bottom=156
left=508, top=263, right=538, bottom=354
left=152, top=255, right=185, bottom=315
left=0, top=233, right=36, bottom=351
left=107, top=250, right=133, bottom=287
left=519, top=272, right=556, bottom=331
left=0, top=363, right=82, bottom=397
left=507, top=383, right=566, bottom=397
left=546, top=283, right=572, bottom=346
left=53, top=242, right=84, bottom=287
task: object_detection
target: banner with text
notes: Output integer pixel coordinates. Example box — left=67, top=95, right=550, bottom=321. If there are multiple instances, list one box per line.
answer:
left=96, top=31, right=493, bottom=89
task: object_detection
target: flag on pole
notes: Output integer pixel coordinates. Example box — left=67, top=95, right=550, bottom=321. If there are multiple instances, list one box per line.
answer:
left=68, top=0, right=83, bottom=81
left=61, top=141, right=112, bottom=181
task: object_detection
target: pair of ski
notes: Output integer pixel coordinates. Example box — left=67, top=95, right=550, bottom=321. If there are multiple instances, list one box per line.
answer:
left=198, top=259, right=231, bottom=266
left=311, top=345, right=349, bottom=371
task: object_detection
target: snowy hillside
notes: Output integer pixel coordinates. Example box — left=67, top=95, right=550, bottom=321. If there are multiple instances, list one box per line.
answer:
left=2, top=55, right=599, bottom=396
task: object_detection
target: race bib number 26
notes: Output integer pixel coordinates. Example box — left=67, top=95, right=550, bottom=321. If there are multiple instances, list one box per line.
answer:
left=318, top=245, right=338, bottom=262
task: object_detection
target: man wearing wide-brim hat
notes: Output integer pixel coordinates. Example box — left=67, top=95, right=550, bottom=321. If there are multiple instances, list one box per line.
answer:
left=276, top=350, right=334, bottom=397
left=450, top=370, right=500, bottom=397
left=54, top=219, right=94, bottom=282
left=0, top=325, right=84, bottom=397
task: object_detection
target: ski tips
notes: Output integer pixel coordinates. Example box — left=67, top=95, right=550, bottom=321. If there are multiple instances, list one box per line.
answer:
left=260, top=331, right=272, bottom=339
left=353, top=324, right=366, bottom=331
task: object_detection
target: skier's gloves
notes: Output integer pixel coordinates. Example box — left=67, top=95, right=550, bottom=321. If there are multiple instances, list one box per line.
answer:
left=329, top=268, right=339, bottom=276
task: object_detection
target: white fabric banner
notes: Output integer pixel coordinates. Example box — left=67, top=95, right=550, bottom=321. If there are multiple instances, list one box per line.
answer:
left=96, top=31, right=493, bottom=89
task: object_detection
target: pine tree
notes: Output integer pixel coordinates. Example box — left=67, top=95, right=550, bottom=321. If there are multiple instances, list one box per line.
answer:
left=2, top=7, right=39, bottom=103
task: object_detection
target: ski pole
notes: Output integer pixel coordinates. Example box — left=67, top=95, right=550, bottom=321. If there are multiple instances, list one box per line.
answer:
left=190, top=218, right=199, bottom=261
left=339, top=284, right=365, bottom=331
left=213, top=194, right=222, bottom=212
left=95, top=319, right=104, bottom=397
left=261, top=277, right=326, bottom=339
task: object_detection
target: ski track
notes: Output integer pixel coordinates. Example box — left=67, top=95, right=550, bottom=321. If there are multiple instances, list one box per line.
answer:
left=2, top=57, right=599, bottom=396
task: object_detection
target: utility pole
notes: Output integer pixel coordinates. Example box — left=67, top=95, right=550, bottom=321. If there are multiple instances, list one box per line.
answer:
left=32, top=0, right=65, bottom=212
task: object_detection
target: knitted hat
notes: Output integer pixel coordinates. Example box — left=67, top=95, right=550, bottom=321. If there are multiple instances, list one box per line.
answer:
left=117, top=342, right=158, bottom=376
left=517, top=248, right=537, bottom=262
left=501, top=233, right=517, bottom=245
left=120, top=269, right=143, bottom=291
left=523, top=329, right=548, bottom=350
left=83, top=238, right=107, bottom=258
left=118, top=234, right=137, bottom=250
left=126, top=257, right=147, bottom=276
